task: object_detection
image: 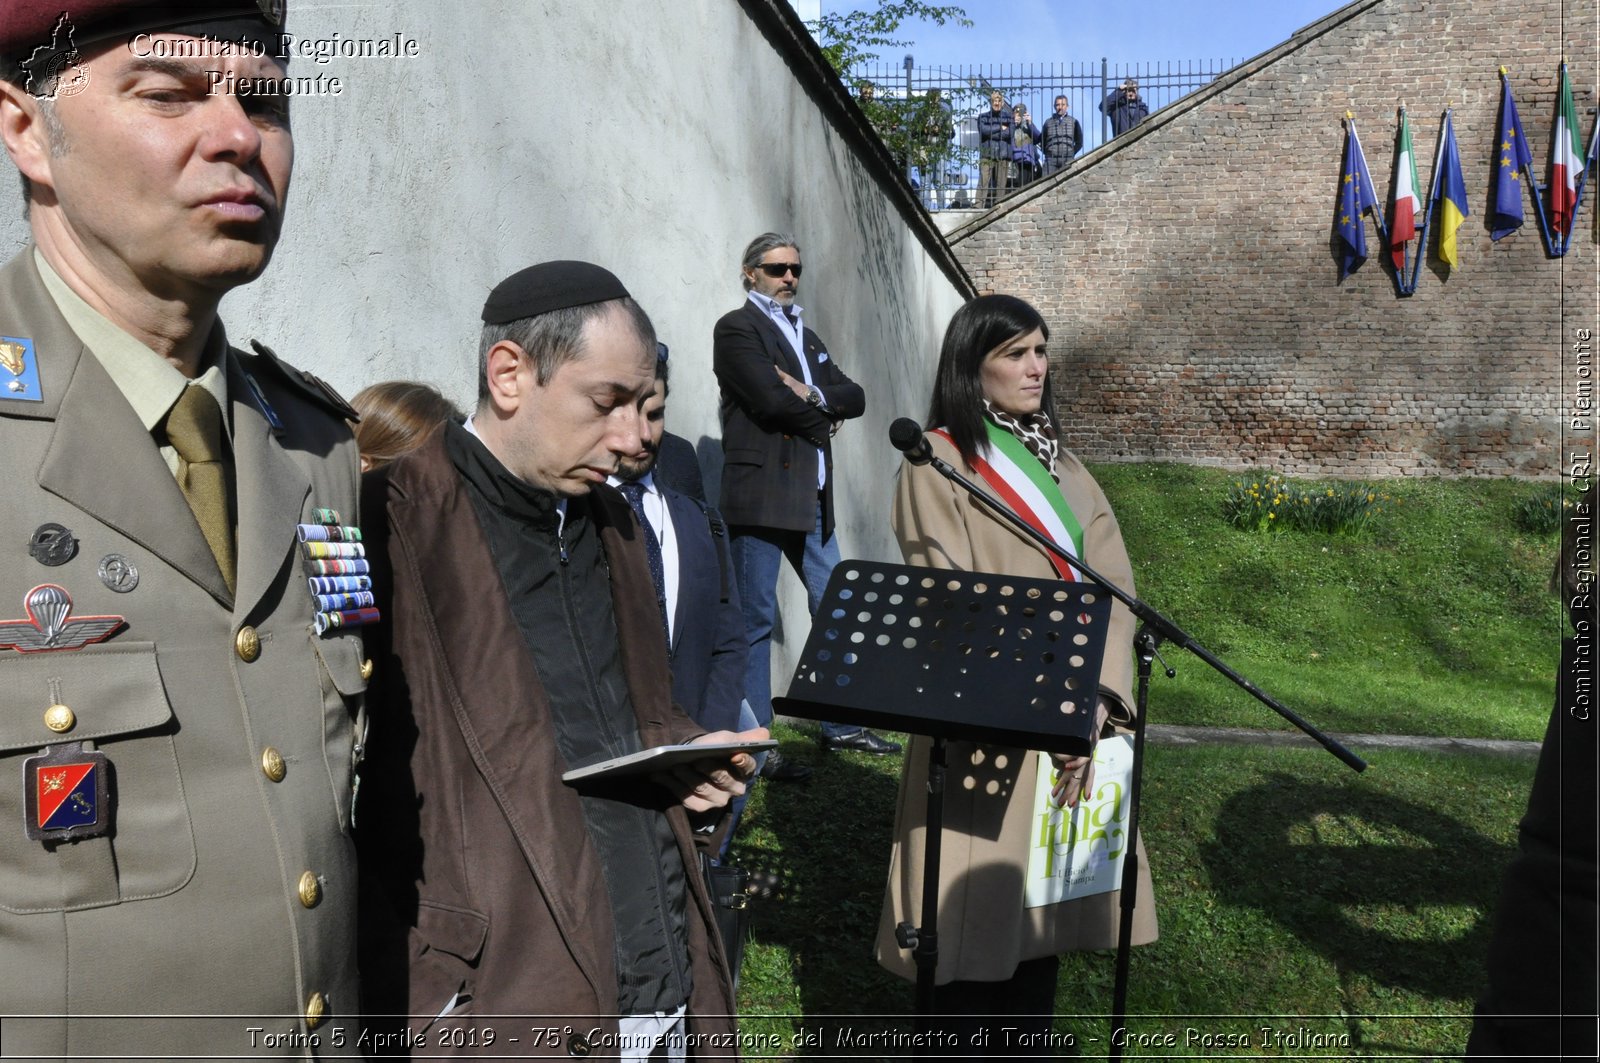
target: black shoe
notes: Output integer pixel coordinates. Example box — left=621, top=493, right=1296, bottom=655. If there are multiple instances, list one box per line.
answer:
left=759, top=749, right=814, bottom=782
left=821, top=730, right=903, bottom=756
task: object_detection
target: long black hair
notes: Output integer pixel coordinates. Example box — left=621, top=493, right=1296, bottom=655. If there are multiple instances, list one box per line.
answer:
left=926, top=294, right=1058, bottom=460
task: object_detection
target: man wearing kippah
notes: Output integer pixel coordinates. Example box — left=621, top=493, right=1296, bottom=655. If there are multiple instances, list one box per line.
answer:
left=0, top=2, right=369, bottom=1057
left=356, top=262, right=760, bottom=1058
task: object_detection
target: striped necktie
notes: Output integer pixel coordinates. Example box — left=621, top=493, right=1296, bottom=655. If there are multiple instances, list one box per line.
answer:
left=618, top=481, right=669, bottom=646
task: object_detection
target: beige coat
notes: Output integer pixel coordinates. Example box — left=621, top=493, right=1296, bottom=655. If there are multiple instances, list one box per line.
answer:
left=875, top=430, right=1157, bottom=984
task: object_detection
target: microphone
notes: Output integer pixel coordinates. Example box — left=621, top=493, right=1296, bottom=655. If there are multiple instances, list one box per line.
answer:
left=889, top=418, right=933, bottom=466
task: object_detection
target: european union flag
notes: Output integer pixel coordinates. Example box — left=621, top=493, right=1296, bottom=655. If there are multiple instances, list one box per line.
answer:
left=1337, top=123, right=1380, bottom=279
left=1490, top=79, right=1532, bottom=241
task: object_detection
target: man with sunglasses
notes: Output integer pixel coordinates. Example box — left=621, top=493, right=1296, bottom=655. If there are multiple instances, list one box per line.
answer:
left=713, top=233, right=900, bottom=758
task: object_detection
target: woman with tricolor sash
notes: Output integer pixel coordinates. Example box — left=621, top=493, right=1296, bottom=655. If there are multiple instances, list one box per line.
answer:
left=874, top=295, right=1157, bottom=1051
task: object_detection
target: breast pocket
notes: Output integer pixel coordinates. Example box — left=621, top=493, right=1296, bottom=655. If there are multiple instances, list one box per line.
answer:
left=0, top=643, right=196, bottom=914
left=723, top=447, right=766, bottom=469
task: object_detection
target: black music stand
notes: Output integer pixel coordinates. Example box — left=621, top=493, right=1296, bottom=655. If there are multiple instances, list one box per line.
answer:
left=774, top=560, right=1115, bottom=1015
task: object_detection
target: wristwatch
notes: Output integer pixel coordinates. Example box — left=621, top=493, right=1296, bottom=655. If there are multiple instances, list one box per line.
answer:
left=805, top=387, right=823, bottom=407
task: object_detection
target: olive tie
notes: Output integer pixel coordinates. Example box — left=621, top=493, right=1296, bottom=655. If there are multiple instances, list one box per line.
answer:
left=162, top=386, right=236, bottom=594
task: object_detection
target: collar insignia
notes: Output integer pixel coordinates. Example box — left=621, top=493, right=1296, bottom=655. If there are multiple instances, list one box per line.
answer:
left=1, top=337, right=43, bottom=403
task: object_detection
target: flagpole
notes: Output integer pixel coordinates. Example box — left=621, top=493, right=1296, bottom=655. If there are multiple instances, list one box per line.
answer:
left=1523, top=65, right=1563, bottom=256
left=1590, top=113, right=1600, bottom=245
left=1501, top=68, right=1559, bottom=256
left=1393, top=103, right=1416, bottom=297
left=1350, top=117, right=1389, bottom=245
left=1410, top=107, right=1450, bottom=294
left=1547, top=60, right=1587, bottom=256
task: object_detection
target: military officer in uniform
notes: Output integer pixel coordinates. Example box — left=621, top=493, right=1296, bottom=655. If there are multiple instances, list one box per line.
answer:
left=0, top=2, right=368, bottom=1057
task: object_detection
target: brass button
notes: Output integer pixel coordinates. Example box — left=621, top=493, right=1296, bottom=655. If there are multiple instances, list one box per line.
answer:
left=235, top=626, right=261, bottom=663
left=297, top=871, right=321, bottom=908
left=261, top=747, right=286, bottom=783
left=360, top=658, right=375, bottom=681
left=304, top=991, right=326, bottom=1028
left=43, top=704, right=76, bottom=733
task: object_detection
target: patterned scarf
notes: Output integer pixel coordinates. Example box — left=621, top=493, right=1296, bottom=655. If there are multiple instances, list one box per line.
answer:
left=983, top=400, right=1059, bottom=483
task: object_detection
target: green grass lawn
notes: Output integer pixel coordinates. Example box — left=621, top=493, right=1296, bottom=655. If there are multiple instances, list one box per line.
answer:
left=732, top=730, right=1537, bottom=1059
left=729, top=470, right=1568, bottom=1058
left=1090, top=464, right=1565, bottom=741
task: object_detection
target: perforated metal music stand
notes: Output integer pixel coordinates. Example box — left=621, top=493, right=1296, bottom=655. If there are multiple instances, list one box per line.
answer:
left=774, top=560, right=1114, bottom=756
left=773, top=560, right=1115, bottom=1016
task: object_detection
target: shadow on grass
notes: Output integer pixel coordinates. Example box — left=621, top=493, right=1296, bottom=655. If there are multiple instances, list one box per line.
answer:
left=1202, top=770, right=1508, bottom=1001
left=731, top=733, right=912, bottom=1048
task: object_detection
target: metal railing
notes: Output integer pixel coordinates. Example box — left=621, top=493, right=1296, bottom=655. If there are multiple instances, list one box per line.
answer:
left=850, top=58, right=1237, bottom=210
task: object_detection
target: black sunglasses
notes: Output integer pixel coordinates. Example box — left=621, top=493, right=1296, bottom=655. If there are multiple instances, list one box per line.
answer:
left=757, top=262, right=803, bottom=279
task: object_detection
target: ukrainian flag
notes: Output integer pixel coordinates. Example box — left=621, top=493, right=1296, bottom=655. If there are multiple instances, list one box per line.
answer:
left=1437, top=112, right=1469, bottom=269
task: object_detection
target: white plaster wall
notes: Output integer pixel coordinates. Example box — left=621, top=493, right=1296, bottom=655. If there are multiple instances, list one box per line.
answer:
left=0, top=0, right=967, bottom=709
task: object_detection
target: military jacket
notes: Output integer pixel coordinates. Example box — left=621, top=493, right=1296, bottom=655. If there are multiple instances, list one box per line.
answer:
left=0, top=250, right=367, bottom=1060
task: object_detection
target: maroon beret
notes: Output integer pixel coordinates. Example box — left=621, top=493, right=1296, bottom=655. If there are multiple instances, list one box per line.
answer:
left=2, top=1, right=286, bottom=62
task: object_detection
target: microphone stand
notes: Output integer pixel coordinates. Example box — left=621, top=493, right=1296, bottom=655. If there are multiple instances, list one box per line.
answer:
left=898, top=429, right=1365, bottom=1056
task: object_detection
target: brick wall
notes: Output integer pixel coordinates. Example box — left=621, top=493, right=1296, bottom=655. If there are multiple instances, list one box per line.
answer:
left=952, top=0, right=1596, bottom=478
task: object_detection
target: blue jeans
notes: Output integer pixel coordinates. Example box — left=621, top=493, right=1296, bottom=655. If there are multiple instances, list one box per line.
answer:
left=729, top=506, right=860, bottom=741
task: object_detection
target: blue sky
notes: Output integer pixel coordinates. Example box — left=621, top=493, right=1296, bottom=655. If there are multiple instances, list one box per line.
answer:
left=810, top=0, right=1345, bottom=67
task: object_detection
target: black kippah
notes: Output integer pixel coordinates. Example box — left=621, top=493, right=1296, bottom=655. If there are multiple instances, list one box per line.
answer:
left=481, top=261, right=630, bottom=324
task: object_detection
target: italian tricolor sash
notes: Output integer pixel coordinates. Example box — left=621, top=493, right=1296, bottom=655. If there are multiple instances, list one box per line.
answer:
left=930, top=422, right=1084, bottom=581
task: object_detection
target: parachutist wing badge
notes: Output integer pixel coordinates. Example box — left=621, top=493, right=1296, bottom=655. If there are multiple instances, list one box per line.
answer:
left=0, top=585, right=124, bottom=653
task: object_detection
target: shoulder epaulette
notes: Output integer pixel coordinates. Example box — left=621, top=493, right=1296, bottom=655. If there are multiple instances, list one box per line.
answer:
left=243, top=340, right=360, bottom=422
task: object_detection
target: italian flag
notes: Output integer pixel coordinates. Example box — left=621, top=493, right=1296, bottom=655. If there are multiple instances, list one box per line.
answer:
left=1390, top=111, right=1421, bottom=271
left=930, top=423, right=1084, bottom=582
left=1551, top=65, right=1585, bottom=239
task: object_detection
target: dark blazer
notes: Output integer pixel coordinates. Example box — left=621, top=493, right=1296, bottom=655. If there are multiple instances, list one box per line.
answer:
left=655, top=430, right=706, bottom=502
left=662, top=488, right=746, bottom=734
left=356, top=431, right=737, bottom=1053
left=712, top=299, right=865, bottom=537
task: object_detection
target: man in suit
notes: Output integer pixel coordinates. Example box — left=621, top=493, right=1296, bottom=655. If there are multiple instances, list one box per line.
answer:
left=713, top=232, right=900, bottom=757
left=358, top=262, right=762, bottom=1056
left=0, top=2, right=369, bottom=1055
left=656, top=428, right=707, bottom=501
left=648, top=342, right=709, bottom=502
left=613, top=350, right=748, bottom=736
left=614, top=347, right=810, bottom=819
